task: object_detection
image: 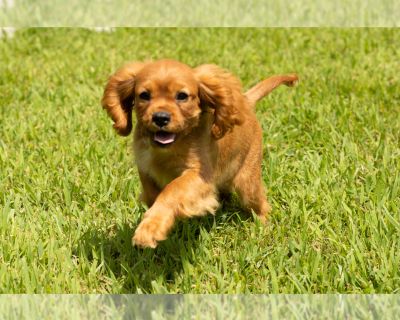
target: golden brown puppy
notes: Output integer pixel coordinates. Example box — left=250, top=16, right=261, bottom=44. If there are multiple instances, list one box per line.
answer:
left=102, top=59, right=297, bottom=248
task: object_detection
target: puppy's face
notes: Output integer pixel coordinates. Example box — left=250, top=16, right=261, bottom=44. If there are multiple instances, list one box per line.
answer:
left=102, top=59, right=245, bottom=146
left=134, top=61, right=201, bottom=147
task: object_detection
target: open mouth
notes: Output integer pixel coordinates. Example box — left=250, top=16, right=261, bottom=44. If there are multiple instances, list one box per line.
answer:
left=153, top=131, right=177, bottom=147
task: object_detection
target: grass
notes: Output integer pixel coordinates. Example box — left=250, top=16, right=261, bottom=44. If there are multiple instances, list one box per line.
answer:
left=0, top=28, right=399, bottom=294
left=1, top=0, right=399, bottom=27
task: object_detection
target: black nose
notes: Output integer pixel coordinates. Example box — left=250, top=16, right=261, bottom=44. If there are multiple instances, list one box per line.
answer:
left=152, top=112, right=171, bottom=127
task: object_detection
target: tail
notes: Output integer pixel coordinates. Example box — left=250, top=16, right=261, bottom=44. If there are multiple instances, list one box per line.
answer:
left=245, top=74, right=298, bottom=108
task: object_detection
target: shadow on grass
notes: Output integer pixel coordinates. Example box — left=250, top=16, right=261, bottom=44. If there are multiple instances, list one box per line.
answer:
left=78, top=198, right=250, bottom=293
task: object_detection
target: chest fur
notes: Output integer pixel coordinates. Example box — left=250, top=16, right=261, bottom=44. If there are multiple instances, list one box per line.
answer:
left=135, top=147, right=188, bottom=189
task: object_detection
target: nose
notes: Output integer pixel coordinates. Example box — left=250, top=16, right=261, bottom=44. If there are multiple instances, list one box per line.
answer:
left=152, top=112, right=171, bottom=128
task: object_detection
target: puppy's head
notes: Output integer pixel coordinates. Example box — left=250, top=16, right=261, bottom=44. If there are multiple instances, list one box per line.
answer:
left=102, top=60, right=244, bottom=147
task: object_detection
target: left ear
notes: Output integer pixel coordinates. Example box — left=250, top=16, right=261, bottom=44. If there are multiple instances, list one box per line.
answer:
left=194, top=64, right=245, bottom=139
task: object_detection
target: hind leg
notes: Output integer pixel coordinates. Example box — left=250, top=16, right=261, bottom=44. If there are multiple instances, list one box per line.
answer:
left=234, top=176, right=271, bottom=223
left=234, top=174, right=271, bottom=223
left=233, top=150, right=271, bottom=223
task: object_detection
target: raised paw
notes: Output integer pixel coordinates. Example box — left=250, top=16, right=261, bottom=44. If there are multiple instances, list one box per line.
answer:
left=132, top=215, right=171, bottom=249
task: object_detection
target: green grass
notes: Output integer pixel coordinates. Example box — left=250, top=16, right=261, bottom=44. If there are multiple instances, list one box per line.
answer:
left=0, top=28, right=399, bottom=294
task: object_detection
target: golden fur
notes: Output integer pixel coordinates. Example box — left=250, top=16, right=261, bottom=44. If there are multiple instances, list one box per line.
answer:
left=102, top=59, right=298, bottom=248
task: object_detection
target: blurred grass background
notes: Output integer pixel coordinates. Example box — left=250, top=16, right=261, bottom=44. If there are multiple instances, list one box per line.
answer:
left=1, top=1, right=399, bottom=26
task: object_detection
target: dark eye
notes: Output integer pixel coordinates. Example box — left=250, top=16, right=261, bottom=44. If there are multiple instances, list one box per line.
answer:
left=176, top=92, right=189, bottom=101
left=139, top=91, right=151, bottom=101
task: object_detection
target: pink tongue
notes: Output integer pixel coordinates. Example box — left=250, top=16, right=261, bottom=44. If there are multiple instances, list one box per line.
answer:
left=154, top=132, right=176, bottom=144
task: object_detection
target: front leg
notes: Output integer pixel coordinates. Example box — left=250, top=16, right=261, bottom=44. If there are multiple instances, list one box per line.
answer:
left=138, top=170, right=160, bottom=208
left=132, top=170, right=219, bottom=248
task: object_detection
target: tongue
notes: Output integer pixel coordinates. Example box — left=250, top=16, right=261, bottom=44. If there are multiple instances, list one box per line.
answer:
left=154, top=132, right=176, bottom=144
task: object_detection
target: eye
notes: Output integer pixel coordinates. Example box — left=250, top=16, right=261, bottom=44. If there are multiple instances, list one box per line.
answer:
left=139, top=91, right=151, bottom=101
left=176, top=91, right=189, bottom=102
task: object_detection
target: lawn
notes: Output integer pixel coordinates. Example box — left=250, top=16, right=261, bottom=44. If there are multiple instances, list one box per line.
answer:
left=0, top=28, right=399, bottom=294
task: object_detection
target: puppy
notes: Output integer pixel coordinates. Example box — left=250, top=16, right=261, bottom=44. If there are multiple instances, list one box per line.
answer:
left=102, top=59, right=297, bottom=248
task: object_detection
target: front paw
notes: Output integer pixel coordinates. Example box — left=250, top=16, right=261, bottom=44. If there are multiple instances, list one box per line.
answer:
left=132, top=216, right=169, bottom=249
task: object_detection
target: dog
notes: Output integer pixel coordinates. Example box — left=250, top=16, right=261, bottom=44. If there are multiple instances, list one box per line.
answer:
left=102, top=59, right=297, bottom=248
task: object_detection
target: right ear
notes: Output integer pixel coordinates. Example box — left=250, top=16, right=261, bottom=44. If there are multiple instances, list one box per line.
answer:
left=101, top=62, right=145, bottom=136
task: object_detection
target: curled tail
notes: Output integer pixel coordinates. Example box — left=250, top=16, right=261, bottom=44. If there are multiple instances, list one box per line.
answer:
left=245, top=74, right=298, bottom=108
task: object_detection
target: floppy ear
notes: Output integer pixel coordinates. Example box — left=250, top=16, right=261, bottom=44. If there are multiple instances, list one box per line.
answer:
left=194, top=64, right=245, bottom=139
left=101, top=62, right=145, bottom=136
